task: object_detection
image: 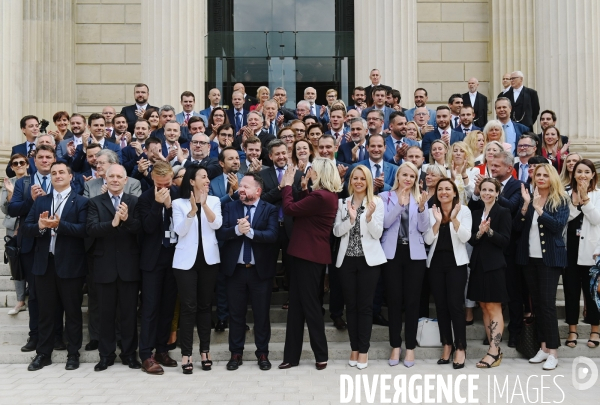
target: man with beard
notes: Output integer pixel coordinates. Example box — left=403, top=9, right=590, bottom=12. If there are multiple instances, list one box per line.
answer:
left=347, top=87, right=367, bottom=114
left=337, top=117, right=368, bottom=165
left=384, top=111, right=419, bottom=165
left=405, top=88, right=436, bottom=126
left=240, top=136, right=267, bottom=174
left=421, top=106, right=465, bottom=157
left=457, top=106, right=481, bottom=133
left=120, top=83, right=156, bottom=134
left=57, top=114, right=87, bottom=161
left=110, top=114, right=132, bottom=149
left=122, top=119, right=151, bottom=175
left=71, top=114, right=122, bottom=174
left=210, top=124, right=243, bottom=160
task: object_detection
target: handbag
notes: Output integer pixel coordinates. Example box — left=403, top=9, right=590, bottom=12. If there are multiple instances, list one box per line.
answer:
left=516, top=297, right=538, bottom=359
left=416, top=318, right=442, bottom=347
left=4, top=235, right=24, bottom=281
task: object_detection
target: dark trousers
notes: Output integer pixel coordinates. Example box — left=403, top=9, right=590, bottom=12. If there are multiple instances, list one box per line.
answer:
left=278, top=222, right=291, bottom=288
left=35, top=256, right=84, bottom=357
left=97, top=277, right=139, bottom=359
left=383, top=244, right=427, bottom=350
left=429, top=252, right=468, bottom=350
left=419, top=271, right=431, bottom=318
left=339, top=256, right=380, bottom=353
left=523, top=258, right=562, bottom=349
left=505, top=243, right=528, bottom=337
left=226, top=265, right=272, bottom=357
left=372, top=275, right=385, bottom=316
left=216, top=272, right=229, bottom=321
left=564, top=261, right=600, bottom=326
left=139, top=247, right=178, bottom=361
left=173, top=262, right=219, bottom=356
left=328, top=264, right=345, bottom=320
left=284, top=257, right=328, bottom=363
left=86, top=255, right=100, bottom=341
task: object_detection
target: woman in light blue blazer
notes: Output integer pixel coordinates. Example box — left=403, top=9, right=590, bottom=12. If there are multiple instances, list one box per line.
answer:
left=380, top=162, right=430, bottom=368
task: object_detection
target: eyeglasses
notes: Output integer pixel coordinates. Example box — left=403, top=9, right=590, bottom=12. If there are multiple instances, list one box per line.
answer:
left=191, top=141, right=209, bottom=146
left=517, top=144, right=535, bottom=149
left=11, top=160, right=27, bottom=167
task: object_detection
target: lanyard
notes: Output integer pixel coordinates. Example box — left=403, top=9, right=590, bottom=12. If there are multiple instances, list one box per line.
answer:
left=51, top=192, right=71, bottom=217
left=35, top=173, right=52, bottom=194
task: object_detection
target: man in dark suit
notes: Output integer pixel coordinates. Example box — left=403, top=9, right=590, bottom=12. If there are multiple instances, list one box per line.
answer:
left=21, top=162, right=88, bottom=371
left=182, top=133, right=222, bottom=179
left=384, top=111, right=419, bottom=165
left=239, top=136, right=266, bottom=174
left=6, top=115, right=40, bottom=177
left=71, top=114, right=123, bottom=175
left=109, top=114, right=131, bottom=147
left=209, top=147, right=244, bottom=205
left=457, top=106, right=482, bottom=134
left=505, top=71, right=540, bottom=131
left=364, top=69, right=392, bottom=107
left=233, top=83, right=257, bottom=111
left=120, top=83, right=156, bottom=134
left=361, top=86, right=395, bottom=129
left=347, top=86, right=368, bottom=115
left=462, top=78, right=488, bottom=128
left=232, top=111, right=275, bottom=161
left=272, top=87, right=297, bottom=123
left=421, top=106, right=466, bottom=157
left=226, top=91, right=249, bottom=135
left=216, top=173, right=279, bottom=371
left=345, top=133, right=398, bottom=194
left=122, top=119, right=150, bottom=175
left=86, top=164, right=142, bottom=371
left=337, top=117, right=369, bottom=165
left=134, top=162, right=179, bottom=374
left=495, top=97, right=530, bottom=153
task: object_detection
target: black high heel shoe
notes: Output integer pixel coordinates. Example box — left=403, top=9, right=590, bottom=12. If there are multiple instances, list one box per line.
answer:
left=453, top=350, right=466, bottom=370
left=182, top=357, right=193, bottom=375
left=201, top=351, right=212, bottom=371
left=565, top=332, right=578, bottom=348
left=437, top=346, right=455, bottom=365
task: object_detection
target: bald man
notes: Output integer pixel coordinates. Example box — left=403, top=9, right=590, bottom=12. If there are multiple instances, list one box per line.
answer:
left=462, top=77, right=488, bottom=128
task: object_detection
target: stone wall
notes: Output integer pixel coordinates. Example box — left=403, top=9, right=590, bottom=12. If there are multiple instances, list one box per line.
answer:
left=75, top=0, right=142, bottom=115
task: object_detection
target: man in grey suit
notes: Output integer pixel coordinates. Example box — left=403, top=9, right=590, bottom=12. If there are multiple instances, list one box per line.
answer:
left=175, top=91, right=207, bottom=127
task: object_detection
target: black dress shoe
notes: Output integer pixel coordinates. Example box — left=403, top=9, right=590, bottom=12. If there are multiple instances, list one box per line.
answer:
left=21, top=338, right=38, bottom=353
left=85, top=340, right=99, bottom=351
left=28, top=353, right=52, bottom=371
left=332, top=317, right=347, bottom=330
left=94, top=357, right=115, bottom=372
left=372, top=314, right=389, bottom=327
left=278, top=362, right=298, bottom=369
left=257, top=354, right=271, bottom=371
left=226, top=354, right=243, bottom=370
left=65, top=355, right=80, bottom=370
left=121, top=356, right=142, bottom=369
left=54, top=338, right=67, bottom=351
left=215, top=320, right=228, bottom=332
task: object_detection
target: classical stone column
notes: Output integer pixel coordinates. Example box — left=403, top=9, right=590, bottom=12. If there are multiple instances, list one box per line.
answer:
left=489, top=0, right=536, bottom=100
left=0, top=0, right=24, bottom=155
left=354, top=0, right=418, bottom=106
left=22, top=0, right=75, bottom=124
left=141, top=0, right=207, bottom=109
left=535, top=0, right=600, bottom=149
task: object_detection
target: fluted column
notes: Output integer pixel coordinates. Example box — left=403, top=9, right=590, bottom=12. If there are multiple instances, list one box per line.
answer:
left=490, top=0, right=536, bottom=100
left=535, top=0, right=600, bottom=148
left=141, top=0, right=206, bottom=109
left=0, top=0, right=23, bottom=156
left=355, top=0, right=418, bottom=105
left=22, top=0, right=75, bottom=123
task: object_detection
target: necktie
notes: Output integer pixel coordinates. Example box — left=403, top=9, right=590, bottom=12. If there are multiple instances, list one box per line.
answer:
left=454, top=117, right=459, bottom=128
left=395, top=140, right=402, bottom=149
left=243, top=205, right=254, bottom=264
left=359, top=145, right=365, bottom=161
left=311, top=104, right=316, bottom=116
left=520, top=163, right=529, bottom=182
left=276, top=168, right=284, bottom=219
left=28, top=143, right=35, bottom=157
left=112, top=195, right=120, bottom=211
left=120, top=137, right=127, bottom=149
left=236, top=112, right=242, bottom=132
left=162, top=207, right=172, bottom=247
left=374, top=164, right=381, bottom=178
left=463, top=127, right=469, bottom=133
left=41, top=176, right=48, bottom=193
left=185, top=113, right=190, bottom=123
left=334, top=132, right=339, bottom=141
left=270, top=121, right=275, bottom=135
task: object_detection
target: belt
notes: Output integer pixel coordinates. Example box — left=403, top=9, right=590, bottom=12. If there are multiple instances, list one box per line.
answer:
left=278, top=221, right=285, bottom=227
left=237, top=264, right=254, bottom=268
left=398, top=239, right=409, bottom=245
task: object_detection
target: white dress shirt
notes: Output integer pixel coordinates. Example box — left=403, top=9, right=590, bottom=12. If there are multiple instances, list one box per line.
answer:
left=368, top=159, right=384, bottom=179
left=50, top=187, right=72, bottom=254
left=469, top=92, right=477, bottom=107
left=513, top=85, right=524, bottom=102
left=235, top=199, right=259, bottom=264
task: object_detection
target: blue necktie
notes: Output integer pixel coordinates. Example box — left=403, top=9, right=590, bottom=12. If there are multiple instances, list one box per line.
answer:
left=358, top=145, right=365, bottom=161
left=520, top=163, right=529, bottom=182
left=236, top=112, right=242, bottom=133
left=243, top=205, right=254, bottom=264
left=41, top=176, right=47, bottom=193
left=374, top=164, right=381, bottom=179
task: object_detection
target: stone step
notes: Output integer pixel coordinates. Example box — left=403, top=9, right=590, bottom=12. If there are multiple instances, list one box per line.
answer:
left=0, top=339, right=595, bottom=365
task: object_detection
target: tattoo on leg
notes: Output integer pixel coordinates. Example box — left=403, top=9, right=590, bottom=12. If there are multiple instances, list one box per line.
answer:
left=487, top=320, right=501, bottom=349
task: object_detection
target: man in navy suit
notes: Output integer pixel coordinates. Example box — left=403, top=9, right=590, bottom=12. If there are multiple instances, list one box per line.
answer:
left=120, top=83, right=156, bottom=134
left=122, top=119, right=150, bottom=176
left=337, top=117, right=369, bottom=165
left=495, top=97, right=529, bottom=154
left=182, top=133, right=222, bottom=180
left=21, top=162, right=88, bottom=371
left=421, top=106, right=466, bottom=157
left=71, top=113, right=122, bottom=174
left=226, top=91, right=249, bottom=135
left=304, top=87, right=327, bottom=125
left=233, top=83, right=258, bottom=112
left=347, top=86, right=368, bottom=115
left=456, top=106, right=482, bottom=134
left=57, top=114, right=87, bottom=161
left=210, top=124, right=246, bottom=161
left=448, top=94, right=464, bottom=130
left=384, top=111, right=419, bottom=165
left=209, top=147, right=244, bottom=205
left=324, top=105, right=348, bottom=145
left=346, top=133, right=398, bottom=194
left=462, top=77, right=488, bottom=128
left=216, top=173, right=279, bottom=371
left=199, top=88, right=222, bottom=119
left=175, top=91, right=206, bottom=127
left=7, top=115, right=39, bottom=177
left=364, top=69, right=392, bottom=107
left=150, top=105, right=190, bottom=143
left=361, top=86, right=394, bottom=129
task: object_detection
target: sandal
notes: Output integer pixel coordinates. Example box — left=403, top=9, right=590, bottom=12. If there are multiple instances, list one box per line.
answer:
left=181, top=356, right=193, bottom=374
left=282, top=300, right=289, bottom=310
left=588, top=332, right=600, bottom=348
left=476, top=350, right=503, bottom=368
left=565, top=332, right=578, bottom=348
left=201, top=351, right=213, bottom=371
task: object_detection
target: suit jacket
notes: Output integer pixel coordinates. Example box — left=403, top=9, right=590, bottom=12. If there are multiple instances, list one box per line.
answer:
left=71, top=141, right=122, bottom=174
left=226, top=108, right=249, bottom=134
left=86, top=192, right=142, bottom=283
left=501, top=120, right=529, bottom=154
left=243, top=94, right=258, bottom=111
left=282, top=186, right=338, bottom=264
left=120, top=104, right=157, bottom=134
left=346, top=159, right=397, bottom=193
left=513, top=196, right=569, bottom=267
left=505, top=86, right=540, bottom=131
left=462, top=92, right=488, bottom=127
left=361, top=106, right=394, bottom=129
left=259, top=166, right=293, bottom=237
left=150, top=126, right=191, bottom=144
left=175, top=111, right=206, bottom=126
left=182, top=156, right=222, bottom=180
left=421, top=128, right=466, bottom=158
left=208, top=142, right=247, bottom=161
left=172, top=196, right=222, bottom=269
left=380, top=192, right=430, bottom=260
left=83, top=177, right=142, bottom=199
left=121, top=145, right=147, bottom=176
left=239, top=160, right=267, bottom=175
left=337, top=141, right=368, bottom=165
left=333, top=195, right=386, bottom=267
left=405, top=107, right=437, bottom=126
left=216, top=199, right=279, bottom=279
left=364, top=84, right=392, bottom=106
left=232, top=129, right=275, bottom=157
left=468, top=203, right=511, bottom=272
left=468, top=177, right=523, bottom=219
left=209, top=172, right=244, bottom=205
left=384, top=135, right=419, bottom=165
left=21, top=193, right=88, bottom=278
left=423, top=204, right=472, bottom=267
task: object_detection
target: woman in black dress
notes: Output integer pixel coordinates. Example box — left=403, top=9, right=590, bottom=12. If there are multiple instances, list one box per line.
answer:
left=467, top=178, right=511, bottom=368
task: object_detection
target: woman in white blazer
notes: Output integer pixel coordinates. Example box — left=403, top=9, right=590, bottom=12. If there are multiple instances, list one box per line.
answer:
left=172, top=165, right=222, bottom=374
left=333, top=165, right=385, bottom=370
left=423, top=178, right=472, bottom=369
left=565, top=159, right=600, bottom=348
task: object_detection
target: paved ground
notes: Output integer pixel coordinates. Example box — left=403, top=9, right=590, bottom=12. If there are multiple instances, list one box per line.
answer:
left=1, top=357, right=599, bottom=405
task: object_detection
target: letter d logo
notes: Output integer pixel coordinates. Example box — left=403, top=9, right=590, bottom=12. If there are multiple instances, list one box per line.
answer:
left=572, top=356, right=598, bottom=391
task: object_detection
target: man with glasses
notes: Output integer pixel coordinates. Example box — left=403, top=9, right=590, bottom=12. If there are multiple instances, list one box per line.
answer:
left=210, top=124, right=245, bottom=161
left=272, top=87, right=296, bottom=122
left=405, top=88, right=436, bottom=126
left=295, top=100, right=311, bottom=121
left=183, top=133, right=222, bottom=179
left=497, top=73, right=512, bottom=98
left=505, top=71, right=540, bottom=131
left=514, top=134, right=547, bottom=182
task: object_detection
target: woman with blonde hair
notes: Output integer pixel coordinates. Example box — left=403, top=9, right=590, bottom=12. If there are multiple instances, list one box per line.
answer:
left=422, top=139, right=448, bottom=175
left=250, top=86, right=270, bottom=112
left=465, top=130, right=485, bottom=165
left=447, top=141, right=478, bottom=205
left=483, top=120, right=512, bottom=153
left=514, top=164, right=569, bottom=370
left=333, top=165, right=385, bottom=370
left=475, top=141, right=505, bottom=177
left=406, top=121, right=422, bottom=144
left=424, top=164, right=448, bottom=207
left=279, top=158, right=342, bottom=370
left=559, top=152, right=582, bottom=190
left=380, top=162, right=430, bottom=367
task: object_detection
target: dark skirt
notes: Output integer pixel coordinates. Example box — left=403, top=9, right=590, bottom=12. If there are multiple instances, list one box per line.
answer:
left=467, top=265, right=509, bottom=303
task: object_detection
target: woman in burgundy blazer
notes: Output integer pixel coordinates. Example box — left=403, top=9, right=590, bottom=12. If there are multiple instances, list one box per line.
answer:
left=278, top=158, right=342, bottom=370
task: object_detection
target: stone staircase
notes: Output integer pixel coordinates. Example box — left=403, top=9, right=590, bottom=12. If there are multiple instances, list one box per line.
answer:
left=0, top=220, right=597, bottom=364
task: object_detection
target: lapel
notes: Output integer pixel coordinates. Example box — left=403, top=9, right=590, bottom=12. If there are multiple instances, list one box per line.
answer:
left=101, top=192, right=117, bottom=215
left=60, top=193, right=77, bottom=219
left=216, top=175, right=226, bottom=196
left=251, top=200, right=264, bottom=228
